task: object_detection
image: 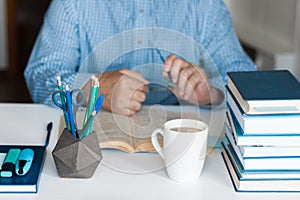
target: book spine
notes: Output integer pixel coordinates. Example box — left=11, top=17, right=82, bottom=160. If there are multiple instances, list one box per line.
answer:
left=227, top=89, right=300, bottom=134
left=226, top=141, right=300, bottom=170
left=226, top=110, right=300, bottom=146
left=227, top=79, right=249, bottom=114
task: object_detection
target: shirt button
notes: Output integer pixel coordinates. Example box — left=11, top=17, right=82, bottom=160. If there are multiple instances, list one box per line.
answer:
left=139, top=8, right=144, bottom=13
left=137, top=40, right=143, bottom=45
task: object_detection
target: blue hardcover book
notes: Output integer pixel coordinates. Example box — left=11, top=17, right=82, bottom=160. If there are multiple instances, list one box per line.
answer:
left=224, top=136, right=300, bottom=171
left=224, top=126, right=300, bottom=158
left=227, top=70, right=300, bottom=115
left=226, top=87, right=300, bottom=134
left=221, top=144, right=300, bottom=192
left=225, top=109, right=300, bottom=146
left=222, top=140, right=300, bottom=178
left=223, top=135, right=300, bottom=171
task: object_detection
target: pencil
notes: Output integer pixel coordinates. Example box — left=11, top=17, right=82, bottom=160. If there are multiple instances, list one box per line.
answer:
left=155, top=49, right=175, bottom=87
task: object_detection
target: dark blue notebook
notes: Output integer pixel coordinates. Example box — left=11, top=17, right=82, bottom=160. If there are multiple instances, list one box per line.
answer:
left=228, top=70, right=300, bottom=100
left=227, top=70, right=300, bottom=114
left=0, top=145, right=46, bottom=193
left=0, top=121, right=51, bottom=193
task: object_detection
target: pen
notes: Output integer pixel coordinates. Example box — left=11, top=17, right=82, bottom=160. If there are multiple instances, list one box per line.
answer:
left=88, top=93, right=104, bottom=134
left=65, top=84, right=78, bottom=138
left=83, top=76, right=98, bottom=126
left=94, top=94, right=104, bottom=114
left=45, top=122, right=53, bottom=147
left=56, top=76, right=71, bottom=131
left=79, top=94, right=104, bottom=139
left=155, top=49, right=175, bottom=87
left=79, top=110, right=96, bottom=139
left=93, top=76, right=99, bottom=101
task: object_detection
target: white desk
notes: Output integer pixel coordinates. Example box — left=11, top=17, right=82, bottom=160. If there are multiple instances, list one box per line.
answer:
left=1, top=103, right=300, bottom=200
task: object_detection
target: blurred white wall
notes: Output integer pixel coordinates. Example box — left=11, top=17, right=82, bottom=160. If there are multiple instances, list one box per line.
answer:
left=224, top=0, right=300, bottom=79
left=0, top=0, right=8, bottom=70
left=226, top=0, right=296, bottom=48
left=294, top=2, right=300, bottom=79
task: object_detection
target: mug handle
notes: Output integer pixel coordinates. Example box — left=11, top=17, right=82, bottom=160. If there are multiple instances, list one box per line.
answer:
left=151, top=128, right=164, bottom=160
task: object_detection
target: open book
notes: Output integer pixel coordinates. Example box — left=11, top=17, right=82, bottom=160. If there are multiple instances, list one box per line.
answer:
left=76, top=106, right=199, bottom=153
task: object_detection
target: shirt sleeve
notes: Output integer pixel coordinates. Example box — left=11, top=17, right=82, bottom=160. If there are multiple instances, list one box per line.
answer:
left=24, top=0, right=90, bottom=106
left=200, top=0, right=256, bottom=88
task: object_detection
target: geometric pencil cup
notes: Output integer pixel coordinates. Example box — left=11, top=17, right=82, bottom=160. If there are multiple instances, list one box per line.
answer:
left=52, top=128, right=103, bottom=178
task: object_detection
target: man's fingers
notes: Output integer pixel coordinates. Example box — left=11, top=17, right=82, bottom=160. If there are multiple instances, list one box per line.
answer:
left=119, top=69, right=149, bottom=84
left=169, top=57, right=188, bottom=84
left=183, top=73, right=201, bottom=100
left=164, top=54, right=177, bottom=72
left=177, top=64, right=195, bottom=95
left=119, top=69, right=150, bottom=93
left=115, top=108, right=136, bottom=116
left=131, top=90, right=147, bottom=102
left=135, top=85, right=149, bottom=93
left=127, top=100, right=142, bottom=112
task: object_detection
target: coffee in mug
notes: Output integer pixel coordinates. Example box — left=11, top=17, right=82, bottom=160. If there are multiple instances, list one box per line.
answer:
left=170, top=127, right=203, bottom=133
left=151, top=119, right=208, bottom=183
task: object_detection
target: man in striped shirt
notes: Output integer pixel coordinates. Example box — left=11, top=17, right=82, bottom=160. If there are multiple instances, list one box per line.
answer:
left=24, top=0, right=255, bottom=116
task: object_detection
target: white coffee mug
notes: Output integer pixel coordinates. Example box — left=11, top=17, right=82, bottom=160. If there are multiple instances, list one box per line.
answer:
left=151, top=119, right=208, bottom=182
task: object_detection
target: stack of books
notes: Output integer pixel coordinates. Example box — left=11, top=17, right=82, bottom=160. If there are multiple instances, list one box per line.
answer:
left=221, top=70, right=300, bottom=192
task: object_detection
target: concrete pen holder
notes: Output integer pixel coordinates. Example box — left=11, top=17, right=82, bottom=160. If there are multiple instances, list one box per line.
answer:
left=52, top=128, right=103, bottom=178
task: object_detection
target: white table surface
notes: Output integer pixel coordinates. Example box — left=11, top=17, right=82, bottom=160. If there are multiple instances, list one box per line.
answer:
left=1, top=103, right=300, bottom=200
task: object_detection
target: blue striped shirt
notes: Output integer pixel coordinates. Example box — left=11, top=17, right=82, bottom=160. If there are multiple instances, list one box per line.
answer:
left=24, top=0, right=255, bottom=106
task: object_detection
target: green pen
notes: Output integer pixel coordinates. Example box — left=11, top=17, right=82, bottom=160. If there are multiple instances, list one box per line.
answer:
left=83, top=76, right=98, bottom=126
left=93, top=76, right=99, bottom=99
left=57, top=76, right=71, bottom=131
left=80, top=110, right=96, bottom=139
left=89, top=76, right=99, bottom=133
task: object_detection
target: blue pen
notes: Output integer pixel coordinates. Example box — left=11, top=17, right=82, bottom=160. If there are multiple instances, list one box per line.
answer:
left=94, top=94, right=104, bottom=114
left=65, top=84, right=77, bottom=138
left=56, top=76, right=71, bottom=131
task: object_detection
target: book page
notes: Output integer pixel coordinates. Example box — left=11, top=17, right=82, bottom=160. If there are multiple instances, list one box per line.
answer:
left=76, top=106, right=201, bottom=153
left=131, top=105, right=200, bottom=152
left=77, top=110, right=133, bottom=152
left=130, top=106, right=170, bottom=152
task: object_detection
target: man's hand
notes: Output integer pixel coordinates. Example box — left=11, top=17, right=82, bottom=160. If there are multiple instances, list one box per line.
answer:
left=82, top=69, right=149, bottom=116
left=162, top=55, right=223, bottom=105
